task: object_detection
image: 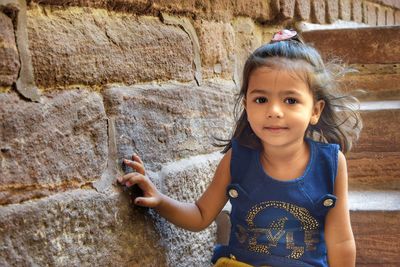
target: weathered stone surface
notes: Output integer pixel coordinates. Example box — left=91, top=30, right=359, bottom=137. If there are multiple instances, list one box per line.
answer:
left=377, top=6, right=386, bottom=26
left=234, top=0, right=278, bottom=22
left=369, top=0, right=400, bottom=9
left=232, top=18, right=278, bottom=85
left=152, top=152, right=222, bottom=266
left=351, top=210, right=400, bottom=265
left=326, top=0, right=339, bottom=23
left=352, top=109, right=400, bottom=153
left=103, top=81, right=236, bottom=170
left=30, top=0, right=278, bottom=22
left=295, top=0, right=311, bottom=21
left=0, top=189, right=168, bottom=266
left=0, top=90, right=108, bottom=205
left=194, top=20, right=235, bottom=80
left=311, top=0, right=326, bottom=24
left=386, top=8, right=395, bottom=25
left=0, top=11, right=19, bottom=87
left=351, top=0, right=363, bottom=23
left=27, top=6, right=193, bottom=88
left=280, top=0, right=295, bottom=19
left=365, top=2, right=377, bottom=25
left=395, top=10, right=400, bottom=25
left=347, top=152, right=400, bottom=190
left=302, top=27, right=400, bottom=64
left=339, top=0, right=351, bottom=21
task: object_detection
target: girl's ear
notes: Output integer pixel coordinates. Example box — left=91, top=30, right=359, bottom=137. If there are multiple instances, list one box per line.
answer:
left=310, top=100, right=325, bottom=125
left=242, top=98, right=247, bottom=110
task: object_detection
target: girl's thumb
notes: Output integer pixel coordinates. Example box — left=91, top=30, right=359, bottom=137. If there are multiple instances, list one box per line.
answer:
left=134, top=197, right=158, bottom=208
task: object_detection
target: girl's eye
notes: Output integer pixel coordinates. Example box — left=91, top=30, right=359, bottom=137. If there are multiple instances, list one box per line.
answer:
left=255, top=97, right=267, bottom=104
left=285, top=98, right=297, bottom=104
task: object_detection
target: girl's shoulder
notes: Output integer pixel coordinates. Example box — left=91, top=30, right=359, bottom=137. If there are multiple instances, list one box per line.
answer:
left=308, top=138, right=340, bottom=156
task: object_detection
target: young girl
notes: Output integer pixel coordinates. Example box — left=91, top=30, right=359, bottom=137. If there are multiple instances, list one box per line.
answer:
left=118, top=29, right=361, bottom=267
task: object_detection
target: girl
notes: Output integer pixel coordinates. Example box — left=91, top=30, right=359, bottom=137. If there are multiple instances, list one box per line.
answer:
left=118, top=29, right=362, bottom=267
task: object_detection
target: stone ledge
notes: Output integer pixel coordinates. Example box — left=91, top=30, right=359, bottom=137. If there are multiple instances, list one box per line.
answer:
left=349, top=191, right=400, bottom=210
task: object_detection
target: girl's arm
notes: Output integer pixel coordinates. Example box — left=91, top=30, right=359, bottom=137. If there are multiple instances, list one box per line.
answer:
left=118, top=150, right=232, bottom=232
left=325, top=151, right=356, bottom=267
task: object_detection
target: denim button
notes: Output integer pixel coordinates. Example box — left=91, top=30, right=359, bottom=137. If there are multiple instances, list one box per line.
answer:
left=228, top=189, right=239, bottom=198
left=323, top=198, right=334, bottom=207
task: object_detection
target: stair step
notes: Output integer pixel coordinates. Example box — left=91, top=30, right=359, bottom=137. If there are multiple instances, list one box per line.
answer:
left=349, top=191, right=400, bottom=211
left=347, top=108, right=400, bottom=190
left=349, top=191, right=400, bottom=266
left=302, top=27, right=400, bottom=64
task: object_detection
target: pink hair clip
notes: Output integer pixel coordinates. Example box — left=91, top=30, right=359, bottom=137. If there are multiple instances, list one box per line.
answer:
left=271, top=29, right=298, bottom=42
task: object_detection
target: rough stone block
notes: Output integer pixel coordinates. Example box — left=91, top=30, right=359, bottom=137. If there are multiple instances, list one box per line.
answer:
left=27, top=6, right=194, bottom=88
left=365, top=2, right=377, bottom=25
left=152, top=152, right=222, bottom=266
left=194, top=20, right=235, bottom=80
left=302, top=27, right=400, bottom=64
left=280, top=0, right=295, bottom=19
left=0, top=189, right=168, bottom=266
left=311, top=0, right=326, bottom=24
left=386, top=8, right=395, bottom=25
left=234, top=0, right=278, bottom=22
left=377, top=7, right=386, bottom=25
left=0, top=90, right=108, bottom=205
left=295, top=0, right=311, bottom=21
left=339, top=0, right=351, bottom=21
left=351, top=210, right=400, bottom=265
left=351, top=0, right=363, bottom=23
left=232, top=18, right=272, bottom=85
left=31, top=0, right=278, bottom=22
left=395, top=10, right=400, bottom=25
left=0, top=11, right=20, bottom=87
left=347, top=152, right=400, bottom=190
left=104, top=81, right=236, bottom=170
left=326, top=0, right=339, bottom=23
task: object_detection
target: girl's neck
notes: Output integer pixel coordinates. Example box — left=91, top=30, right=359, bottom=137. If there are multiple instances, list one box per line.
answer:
left=261, top=139, right=310, bottom=180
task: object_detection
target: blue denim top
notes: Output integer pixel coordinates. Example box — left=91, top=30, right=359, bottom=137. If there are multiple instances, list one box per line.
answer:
left=212, top=138, right=340, bottom=267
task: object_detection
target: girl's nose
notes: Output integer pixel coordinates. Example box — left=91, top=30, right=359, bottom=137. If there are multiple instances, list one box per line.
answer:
left=266, top=103, right=283, bottom=118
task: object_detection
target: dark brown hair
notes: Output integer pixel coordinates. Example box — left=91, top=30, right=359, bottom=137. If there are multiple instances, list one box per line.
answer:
left=218, top=34, right=362, bottom=154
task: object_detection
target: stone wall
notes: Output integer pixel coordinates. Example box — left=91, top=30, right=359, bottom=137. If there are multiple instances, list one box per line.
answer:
left=1, top=0, right=399, bottom=266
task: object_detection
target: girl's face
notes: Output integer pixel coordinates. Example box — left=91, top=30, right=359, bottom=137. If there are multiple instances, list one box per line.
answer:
left=244, top=66, right=325, bottom=149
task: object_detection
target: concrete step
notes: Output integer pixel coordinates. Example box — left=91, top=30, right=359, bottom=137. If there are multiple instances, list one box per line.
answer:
left=349, top=191, right=400, bottom=266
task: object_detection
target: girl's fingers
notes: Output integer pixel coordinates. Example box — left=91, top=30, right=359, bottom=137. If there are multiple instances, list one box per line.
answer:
left=118, top=173, right=153, bottom=192
left=123, top=159, right=145, bottom=175
left=132, top=153, right=144, bottom=165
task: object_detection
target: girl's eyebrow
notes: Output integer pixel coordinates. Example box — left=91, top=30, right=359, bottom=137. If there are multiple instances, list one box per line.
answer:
left=248, top=88, right=303, bottom=95
left=248, top=88, right=270, bottom=95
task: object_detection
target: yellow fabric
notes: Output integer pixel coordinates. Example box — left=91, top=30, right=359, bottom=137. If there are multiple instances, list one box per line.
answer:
left=213, top=257, right=254, bottom=267
left=213, top=257, right=272, bottom=267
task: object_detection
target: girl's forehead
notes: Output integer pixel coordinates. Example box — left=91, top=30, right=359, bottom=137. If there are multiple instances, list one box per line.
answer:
left=248, top=67, right=310, bottom=89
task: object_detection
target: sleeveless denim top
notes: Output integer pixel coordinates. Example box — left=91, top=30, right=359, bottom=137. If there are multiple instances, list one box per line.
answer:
left=212, top=138, right=340, bottom=267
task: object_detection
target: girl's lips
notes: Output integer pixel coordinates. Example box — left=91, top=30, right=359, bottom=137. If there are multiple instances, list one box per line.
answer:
left=264, top=126, right=289, bottom=132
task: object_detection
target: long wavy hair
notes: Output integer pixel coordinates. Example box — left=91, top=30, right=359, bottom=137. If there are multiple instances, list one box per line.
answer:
left=218, top=32, right=362, bottom=154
